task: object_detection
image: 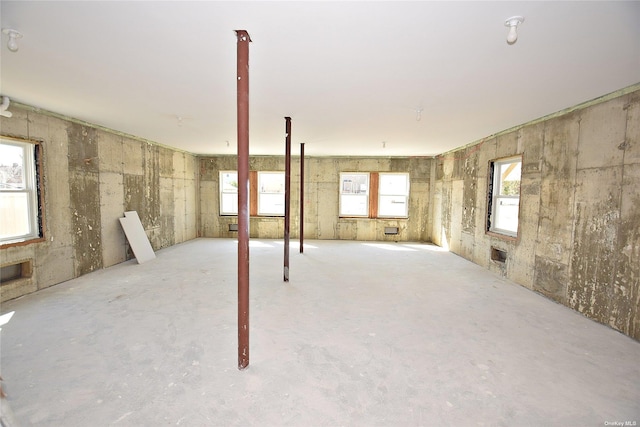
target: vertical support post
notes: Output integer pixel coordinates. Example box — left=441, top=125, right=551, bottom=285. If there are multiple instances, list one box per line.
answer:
left=284, top=117, right=292, bottom=281
left=299, top=143, right=305, bottom=253
left=235, top=29, right=251, bottom=370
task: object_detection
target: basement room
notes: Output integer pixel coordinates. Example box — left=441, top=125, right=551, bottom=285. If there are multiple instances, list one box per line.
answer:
left=1, top=1, right=639, bottom=426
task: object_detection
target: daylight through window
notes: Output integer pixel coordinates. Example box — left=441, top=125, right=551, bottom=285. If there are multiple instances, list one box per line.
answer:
left=488, top=156, right=521, bottom=237
left=258, top=172, right=285, bottom=216
left=339, top=173, right=369, bottom=217
left=219, top=171, right=238, bottom=215
left=378, top=173, right=410, bottom=218
left=0, top=138, right=42, bottom=245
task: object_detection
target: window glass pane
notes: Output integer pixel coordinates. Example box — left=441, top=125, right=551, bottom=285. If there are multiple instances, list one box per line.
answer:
left=488, top=157, right=521, bottom=236
left=220, top=193, right=238, bottom=215
left=259, top=172, right=284, bottom=194
left=259, top=193, right=284, bottom=215
left=340, top=173, right=369, bottom=216
left=379, top=174, right=408, bottom=195
left=378, top=173, right=409, bottom=217
left=0, top=144, right=26, bottom=190
left=494, top=197, right=519, bottom=233
left=1, top=140, right=40, bottom=244
left=258, top=172, right=285, bottom=215
left=340, top=194, right=368, bottom=216
left=379, top=195, right=407, bottom=217
left=220, top=172, right=238, bottom=193
left=341, top=174, right=368, bottom=194
left=219, top=171, right=238, bottom=215
left=499, top=161, right=521, bottom=196
left=0, top=192, right=30, bottom=239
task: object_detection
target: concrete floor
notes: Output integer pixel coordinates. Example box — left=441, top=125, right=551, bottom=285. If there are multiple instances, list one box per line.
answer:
left=1, top=238, right=639, bottom=426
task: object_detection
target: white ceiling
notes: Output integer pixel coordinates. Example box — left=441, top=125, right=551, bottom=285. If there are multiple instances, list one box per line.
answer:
left=1, top=1, right=639, bottom=157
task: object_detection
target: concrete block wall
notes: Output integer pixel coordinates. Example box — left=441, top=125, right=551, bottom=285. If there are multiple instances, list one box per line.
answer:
left=199, top=156, right=432, bottom=242
left=0, top=104, right=198, bottom=302
left=433, top=86, right=640, bottom=340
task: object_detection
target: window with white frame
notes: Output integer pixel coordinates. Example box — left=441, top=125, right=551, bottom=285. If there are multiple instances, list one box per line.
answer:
left=487, top=156, right=521, bottom=237
left=378, top=173, right=410, bottom=218
left=258, top=171, right=285, bottom=216
left=219, top=171, right=238, bottom=215
left=339, top=172, right=369, bottom=217
left=0, top=138, right=42, bottom=245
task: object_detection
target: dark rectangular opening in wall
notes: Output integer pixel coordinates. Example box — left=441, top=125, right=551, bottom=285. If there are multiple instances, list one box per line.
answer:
left=384, top=227, right=399, bottom=235
left=1, top=260, right=33, bottom=284
left=229, top=224, right=239, bottom=232
left=491, top=247, right=507, bottom=263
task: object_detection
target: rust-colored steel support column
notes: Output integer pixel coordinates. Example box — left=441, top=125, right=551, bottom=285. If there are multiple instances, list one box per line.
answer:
left=235, top=29, right=251, bottom=370
left=284, top=117, right=292, bottom=281
left=299, top=143, right=305, bottom=253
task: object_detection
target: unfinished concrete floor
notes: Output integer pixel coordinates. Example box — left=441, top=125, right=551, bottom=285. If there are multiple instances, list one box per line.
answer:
left=1, top=238, right=639, bottom=426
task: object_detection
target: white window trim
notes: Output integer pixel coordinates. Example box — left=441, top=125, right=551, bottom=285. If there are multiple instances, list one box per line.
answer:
left=0, top=138, right=41, bottom=244
left=339, top=172, right=369, bottom=217
left=257, top=171, right=285, bottom=216
left=488, top=156, right=521, bottom=238
left=219, top=171, right=238, bottom=216
left=378, top=172, right=410, bottom=218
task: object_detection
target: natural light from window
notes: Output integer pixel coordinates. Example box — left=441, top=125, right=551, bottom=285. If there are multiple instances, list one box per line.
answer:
left=339, top=172, right=369, bottom=217
left=258, top=172, right=285, bottom=216
left=0, top=139, right=40, bottom=244
left=488, top=157, right=521, bottom=237
left=378, top=173, right=409, bottom=218
left=219, top=171, right=238, bottom=215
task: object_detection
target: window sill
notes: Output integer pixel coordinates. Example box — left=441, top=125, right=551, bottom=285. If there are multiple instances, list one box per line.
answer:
left=485, top=230, right=518, bottom=242
left=0, top=236, right=46, bottom=250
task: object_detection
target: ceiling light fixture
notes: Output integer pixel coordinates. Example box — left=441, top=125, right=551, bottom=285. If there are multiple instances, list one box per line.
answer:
left=2, top=28, right=23, bottom=52
left=504, top=16, right=524, bottom=45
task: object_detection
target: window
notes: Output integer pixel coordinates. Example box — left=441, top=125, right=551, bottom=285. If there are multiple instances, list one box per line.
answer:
left=378, top=173, right=410, bottom=218
left=219, top=171, right=238, bottom=215
left=218, top=171, right=285, bottom=217
left=340, top=173, right=369, bottom=217
left=258, top=172, right=285, bottom=216
left=0, top=138, right=42, bottom=245
left=487, top=156, right=521, bottom=237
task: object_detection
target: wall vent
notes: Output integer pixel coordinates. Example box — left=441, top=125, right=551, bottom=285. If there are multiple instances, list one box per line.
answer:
left=229, top=223, right=239, bottom=232
left=491, top=247, right=507, bottom=263
left=1, top=260, right=33, bottom=285
left=384, top=227, right=399, bottom=235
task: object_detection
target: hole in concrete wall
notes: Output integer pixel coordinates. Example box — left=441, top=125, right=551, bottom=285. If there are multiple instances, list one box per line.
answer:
left=229, top=224, right=239, bottom=232
left=491, top=247, right=507, bottom=263
left=384, top=227, right=399, bottom=235
left=1, top=260, right=33, bottom=285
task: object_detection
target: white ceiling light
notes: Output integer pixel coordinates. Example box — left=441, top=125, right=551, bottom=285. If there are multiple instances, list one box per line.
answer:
left=2, top=28, right=22, bottom=52
left=504, top=16, right=524, bottom=45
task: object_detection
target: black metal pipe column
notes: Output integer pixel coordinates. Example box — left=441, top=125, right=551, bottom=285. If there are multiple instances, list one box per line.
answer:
left=235, top=29, right=251, bottom=370
left=284, top=117, right=292, bottom=281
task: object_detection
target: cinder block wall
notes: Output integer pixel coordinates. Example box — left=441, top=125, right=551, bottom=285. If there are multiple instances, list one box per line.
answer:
left=433, top=86, right=640, bottom=340
left=200, top=155, right=433, bottom=242
left=0, top=104, right=198, bottom=302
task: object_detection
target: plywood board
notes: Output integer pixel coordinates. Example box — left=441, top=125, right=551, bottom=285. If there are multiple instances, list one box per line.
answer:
left=119, top=211, right=156, bottom=264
